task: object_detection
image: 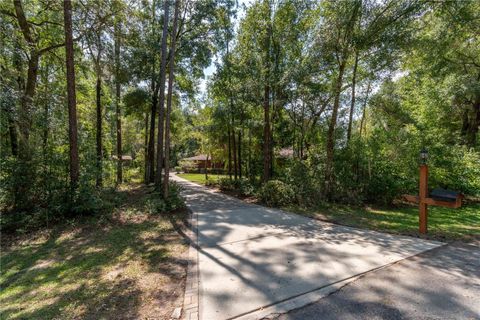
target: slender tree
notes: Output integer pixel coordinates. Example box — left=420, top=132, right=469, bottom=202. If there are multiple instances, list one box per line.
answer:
left=324, top=1, right=361, bottom=198
left=114, top=20, right=122, bottom=184
left=86, top=28, right=104, bottom=187
left=63, top=0, right=80, bottom=189
left=163, top=0, right=180, bottom=198
left=10, top=0, right=66, bottom=207
left=262, top=0, right=272, bottom=183
left=347, top=50, right=359, bottom=144
left=155, top=0, right=170, bottom=188
left=146, top=0, right=158, bottom=183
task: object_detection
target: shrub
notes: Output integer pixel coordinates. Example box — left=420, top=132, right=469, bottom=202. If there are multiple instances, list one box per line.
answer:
left=145, top=182, right=185, bottom=214
left=283, top=159, right=320, bottom=205
left=217, top=177, right=256, bottom=196
left=70, top=182, right=105, bottom=215
left=166, top=182, right=186, bottom=211
left=259, top=180, right=295, bottom=207
left=218, top=177, right=235, bottom=191
left=205, top=177, right=217, bottom=187
left=179, top=160, right=197, bottom=173
left=237, top=178, right=256, bottom=196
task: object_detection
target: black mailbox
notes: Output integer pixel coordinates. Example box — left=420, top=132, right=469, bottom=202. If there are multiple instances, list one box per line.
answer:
left=430, top=188, right=462, bottom=202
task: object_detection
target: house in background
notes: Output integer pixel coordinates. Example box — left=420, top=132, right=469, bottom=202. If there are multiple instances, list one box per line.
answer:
left=180, top=154, right=224, bottom=173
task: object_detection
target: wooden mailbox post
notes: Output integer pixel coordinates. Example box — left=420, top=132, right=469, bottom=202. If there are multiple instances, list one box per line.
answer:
left=404, top=150, right=463, bottom=234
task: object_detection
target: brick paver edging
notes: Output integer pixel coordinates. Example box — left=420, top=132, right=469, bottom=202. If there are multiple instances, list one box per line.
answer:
left=182, top=208, right=199, bottom=320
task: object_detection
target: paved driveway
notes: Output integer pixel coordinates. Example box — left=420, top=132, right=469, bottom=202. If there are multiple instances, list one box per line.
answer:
left=172, top=175, right=443, bottom=320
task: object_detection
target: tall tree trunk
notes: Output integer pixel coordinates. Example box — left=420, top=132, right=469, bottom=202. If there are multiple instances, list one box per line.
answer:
left=10, top=43, right=23, bottom=157
left=144, top=112, right=149, bottom=183
left=247, top=127, right=252, bottom=180
left=262, top=1, right=272, bottom=183
left=155, top=0, right=170, bottom=188
left=270, top=82, right=278, bottom=178
left=232, top=126, right=238, bottom=180
left=41, top=64, right=50, bottom=163
left=95, top=73, right=103, bottom=187
left=19, top=53, right=38, bottom=158
left=146, top=0, right=157, bottom=183
left=347, top=51, right=359, bottom=144
left=461, top=96, right=480, bottom=148
left=64, top=0, right=80, bottom=189
left=42, top=96, right=49, bottom=154
left=270, top=107, right=274, bottom=178
left=226, top=26, right=235, bottom=181
left=359, top=81, right=371, bottom=137
left=163, top=0, right=180, bottom=198
left=205, top=154, right=209, bottom=181
left=238, top=130, right=242, bottom=179
left=147, top=91, right=157, bottom=182
left=14, top=0, right=36, bottom=161
left=324, top=58, right=347, bottom=198
left=227, top=127, right=232, bottom=179
left=263, top=84, right=271, bottom=183
left=12, top=1, right=39, bottom=208
left=114, top=22, right=122, bottom=184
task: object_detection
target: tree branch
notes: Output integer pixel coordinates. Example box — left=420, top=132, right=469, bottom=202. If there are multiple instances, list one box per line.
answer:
left=0, top=8, right=16, bottom=19
left=13, top=0, right=34, bottom=44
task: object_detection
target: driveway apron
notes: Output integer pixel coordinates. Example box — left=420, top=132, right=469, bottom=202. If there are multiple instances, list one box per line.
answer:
left=172, top=175, right=443, bottom=320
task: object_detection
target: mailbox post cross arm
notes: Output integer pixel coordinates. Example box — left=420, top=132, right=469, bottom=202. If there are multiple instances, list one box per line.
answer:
left=403, top=164, right=463, bottom=234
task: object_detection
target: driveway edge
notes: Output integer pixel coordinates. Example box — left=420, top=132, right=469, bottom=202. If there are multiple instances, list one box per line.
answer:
left=182, top=208, right=199, bottom=320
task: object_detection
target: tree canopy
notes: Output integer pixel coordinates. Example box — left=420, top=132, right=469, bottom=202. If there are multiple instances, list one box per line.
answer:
left=1, top=0, right=478, bottom=229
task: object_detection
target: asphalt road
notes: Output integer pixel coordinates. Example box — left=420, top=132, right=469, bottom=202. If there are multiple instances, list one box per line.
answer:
left=273, top=242, right=480, bottom=320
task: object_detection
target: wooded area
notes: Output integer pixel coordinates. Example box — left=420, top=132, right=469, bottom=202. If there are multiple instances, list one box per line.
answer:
left=1, top=0, right=479, bottom=232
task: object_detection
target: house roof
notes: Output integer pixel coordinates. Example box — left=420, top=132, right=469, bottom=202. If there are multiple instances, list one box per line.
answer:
left=182, top=154, right=209, bottom=161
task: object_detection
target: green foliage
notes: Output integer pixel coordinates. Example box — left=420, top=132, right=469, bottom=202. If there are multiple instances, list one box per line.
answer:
left=217, top=177, right=235, bottom=191
left=217, top=177, right=256, bottom=196
left=236, top=178, right=256, bottom=196
left=145, top=182, right=185, bottom=214
left=282, top=160, right=320, bottom=206
left=1, top=0, right=479, bottom=238
left=70, top=182, right=106, bottom=216
left=259, top=180, right=295, bottom=207
left=179, top=160, right=197, bottom=173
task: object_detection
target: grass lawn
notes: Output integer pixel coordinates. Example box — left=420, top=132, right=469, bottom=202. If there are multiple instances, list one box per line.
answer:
left=177, top=173, right=226, bottom=185
left=286, top=202, right=480, bottom=242
left=0, top=184, right=188, bottom=320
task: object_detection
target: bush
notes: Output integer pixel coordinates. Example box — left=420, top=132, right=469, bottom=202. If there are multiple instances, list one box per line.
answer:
left=237, top=178, right=256, bottom=196
left=70, top=182, right=105, bottom=215
left=218, top=177, right=236, bottom=191
left=179, top=160, right=197, bottom=173
left=217, top=177, right=256, bottom=196
left=283, top=159, right=320, bottom=205
left=145, top=182, right=185, bottom=214
left=259, top=180, right=295, bottom=207
left=175, top=166, right=182, bottom=173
